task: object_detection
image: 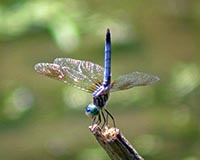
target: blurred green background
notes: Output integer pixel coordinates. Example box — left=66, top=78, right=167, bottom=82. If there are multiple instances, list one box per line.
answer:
left=0, top=0, right=199, bottom=160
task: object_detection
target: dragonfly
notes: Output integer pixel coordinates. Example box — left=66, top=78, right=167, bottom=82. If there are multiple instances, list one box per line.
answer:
left=34, top=29, right=160, bottom=127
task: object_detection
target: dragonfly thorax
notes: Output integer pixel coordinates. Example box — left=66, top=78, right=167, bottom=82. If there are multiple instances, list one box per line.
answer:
left=85, top=93, right=109, bottom=119
left=93, top=93, right=109, bottom=108
left=92, top=84, right=110, bottom=109
left=93, top=85, right=111, bottom=96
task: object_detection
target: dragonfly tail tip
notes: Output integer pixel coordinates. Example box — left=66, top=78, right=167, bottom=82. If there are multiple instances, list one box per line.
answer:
left=106, top=28, right=110, bottom=33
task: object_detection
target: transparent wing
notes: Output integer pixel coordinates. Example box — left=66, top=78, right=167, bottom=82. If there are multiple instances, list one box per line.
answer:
left=35, top=58, right=104, bottom=93
left=54, top=58, right=104, bottom=83
left=34, top=63, right=65, bottom=81
left=110, top=72, right=160, bottom=92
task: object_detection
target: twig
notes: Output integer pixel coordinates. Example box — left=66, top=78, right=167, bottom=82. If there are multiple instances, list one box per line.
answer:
left=89, top=124, right=144, bottom=160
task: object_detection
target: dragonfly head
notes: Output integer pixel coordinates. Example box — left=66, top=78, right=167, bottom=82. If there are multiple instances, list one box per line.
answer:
left=85, top=104, right=99, bottom=118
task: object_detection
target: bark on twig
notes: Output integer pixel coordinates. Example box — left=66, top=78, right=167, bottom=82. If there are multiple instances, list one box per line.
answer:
left=89, top=124, right=144, bottom=160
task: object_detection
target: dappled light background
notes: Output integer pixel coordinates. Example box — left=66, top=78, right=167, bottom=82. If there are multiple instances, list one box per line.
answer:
left=0, top=0, right=199, bottom=160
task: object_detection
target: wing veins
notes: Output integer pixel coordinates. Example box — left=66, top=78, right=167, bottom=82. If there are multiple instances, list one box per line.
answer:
left=111, top=72, right=160, bottom=92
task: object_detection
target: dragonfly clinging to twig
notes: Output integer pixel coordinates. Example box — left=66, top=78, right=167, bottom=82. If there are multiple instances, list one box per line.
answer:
left=34, top=29, right=160, bottom=127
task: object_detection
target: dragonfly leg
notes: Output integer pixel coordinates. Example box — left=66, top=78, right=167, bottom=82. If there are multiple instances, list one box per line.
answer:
left=104, top=108, right=116, bottom=128
left=97, top=113, right=101, bottom=125
left=93, top=113, right=101, bottom=126
left=91, top=111, right=102, bottom=126
left=105, top=111, right=109, bottom=126
left=100, top=109, right=107, bottom=129
left=92, top=109, right=116, bottom=128
left=92, top=116, right=97, bottom=125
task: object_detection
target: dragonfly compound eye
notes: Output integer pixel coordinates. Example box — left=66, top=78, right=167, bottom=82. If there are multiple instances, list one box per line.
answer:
left=85, top=104, right=99, bottom=118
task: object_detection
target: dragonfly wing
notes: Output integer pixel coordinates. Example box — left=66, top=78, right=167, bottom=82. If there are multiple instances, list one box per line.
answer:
left=35, top=61, right=103, bottom=93
left=110, top=72, right=160, bottom=92
left=54, top=58, right=104, bottom=83
left=61, top=65, right=101, bottom=92
left=34, top=63, right=65, bottom=81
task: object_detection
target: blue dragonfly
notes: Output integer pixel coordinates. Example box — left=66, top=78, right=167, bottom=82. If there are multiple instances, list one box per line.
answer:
left=34, top=29, right=160, bottom=127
